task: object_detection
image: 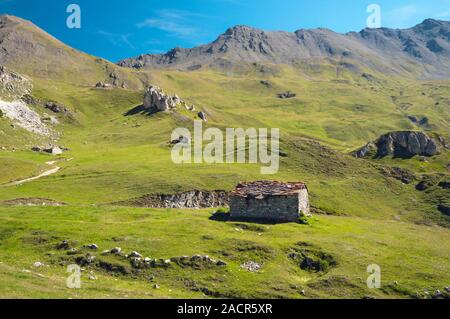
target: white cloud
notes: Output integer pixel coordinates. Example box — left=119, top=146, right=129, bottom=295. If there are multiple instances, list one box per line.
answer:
left=137, top=19, right=198, bottom=37
left=137, top=9, right=205, bottom=38
left=98, top=30, right=135, bottom=49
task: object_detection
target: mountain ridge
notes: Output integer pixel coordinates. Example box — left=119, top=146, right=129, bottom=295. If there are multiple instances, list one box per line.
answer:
left=118, top=19, right=450, bottom=78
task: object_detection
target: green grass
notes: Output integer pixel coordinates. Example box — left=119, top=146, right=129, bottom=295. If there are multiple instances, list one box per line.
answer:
left=0, top=206, right=448, bottom=299
left=0, top=152, right=48, bottom=185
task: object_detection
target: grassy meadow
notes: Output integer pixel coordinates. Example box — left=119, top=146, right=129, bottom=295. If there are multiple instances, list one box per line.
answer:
left=0, top=64, right=449, bottom=298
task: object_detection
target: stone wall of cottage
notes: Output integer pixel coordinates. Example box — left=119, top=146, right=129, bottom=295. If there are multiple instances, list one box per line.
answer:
left=298, top=189, right=310, bottom=216
left=230, top=192, right=308, bottom=222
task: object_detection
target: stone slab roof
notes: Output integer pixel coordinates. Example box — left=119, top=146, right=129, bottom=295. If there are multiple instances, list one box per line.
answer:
left=230, top=181, right=307, bottom=198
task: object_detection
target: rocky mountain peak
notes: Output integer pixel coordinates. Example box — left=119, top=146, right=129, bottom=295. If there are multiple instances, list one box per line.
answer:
left=214, top=25, right=272, bottom=56
left=415, top=18, right=447, bottom=30
left=223, top=25, right=264, bottom=37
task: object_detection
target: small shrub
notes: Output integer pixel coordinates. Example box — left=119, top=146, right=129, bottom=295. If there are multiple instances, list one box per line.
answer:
left=298, top=216, right=310, bottom=225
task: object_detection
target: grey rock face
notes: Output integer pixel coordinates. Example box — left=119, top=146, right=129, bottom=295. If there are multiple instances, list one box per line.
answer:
left=0, top=65, right=32, bottom=100
left=353, top=131, right=439, bottom=159
left=0, top=99, right=52, bottom=136
left=376, top=131, right=439, bottom=158
left=118, top=19, right=450, bottom=78
left=143, top=85, right=182, bottom=112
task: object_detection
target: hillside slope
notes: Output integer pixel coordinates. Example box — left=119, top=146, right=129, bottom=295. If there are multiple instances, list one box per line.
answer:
left=0, top=15, right=144, bottom=89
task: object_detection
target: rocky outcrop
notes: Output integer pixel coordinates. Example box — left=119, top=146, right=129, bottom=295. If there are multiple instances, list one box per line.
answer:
left=117, top=190, right=229, bottom=208
left=198, top=111, right=207, bottom=122
left=143, top=86, right=183, bottom=112
left=45, top=102, right=68, bottom=114
left=277, top=91, right=296, bottom=99
left=170, top=135, right=190, bottom=145
left=44, top=146, right=63, bottom=155
left=94, top=72, right=127, bottom=89
left=32, top=145, right=65, bottom=155
left=353, top=131, right=439, bottom=159
left=0, top=65, right=32, bottom=100
left=0, top=66, right=56, bottom=136
left=0, top=100, right=51, bottom=136
left=95, top=82, right=114, bottom=89
left=379, top=166, right=416, bottom=184
left=407, top=115, right=429, bottom=128
left=377, top=131, right=439, bottom=158
left=352, top=142, right=377, bottom=158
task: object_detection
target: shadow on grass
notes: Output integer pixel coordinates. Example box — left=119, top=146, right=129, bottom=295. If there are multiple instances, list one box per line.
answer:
left=124, top=104, right=159, bottom=117
left=209, top=211, right=299, bottom=225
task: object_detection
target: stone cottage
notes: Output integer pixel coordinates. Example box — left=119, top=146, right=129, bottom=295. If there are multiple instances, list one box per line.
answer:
left=229, top=181, right=310, bottom=222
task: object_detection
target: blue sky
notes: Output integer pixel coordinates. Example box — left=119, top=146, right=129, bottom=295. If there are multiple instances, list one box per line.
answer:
left=1, top=0, right=449, bottom=62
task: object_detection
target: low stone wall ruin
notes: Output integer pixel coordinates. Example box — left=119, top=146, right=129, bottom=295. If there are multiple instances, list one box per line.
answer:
left=118, top=190, right=229, bottom=208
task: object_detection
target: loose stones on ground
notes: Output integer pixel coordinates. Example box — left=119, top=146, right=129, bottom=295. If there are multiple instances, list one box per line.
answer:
left=198, top=111, right=207, bottom=122
left=240, top=261, right=261, bottom=272
left=110, top=247, right=122, bottom=254
left=88, top=271, right=97, bottom=280
left=128, top=251, right=143, bottom=258
left=84, top=243, right=98, bottom=250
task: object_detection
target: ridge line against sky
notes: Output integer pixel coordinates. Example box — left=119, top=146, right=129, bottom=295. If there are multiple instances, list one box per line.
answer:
left=0, top=0, right=449, bottom=62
